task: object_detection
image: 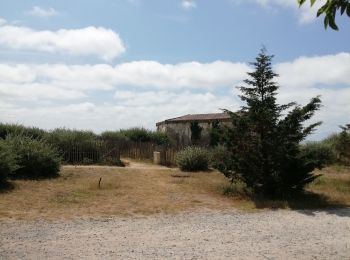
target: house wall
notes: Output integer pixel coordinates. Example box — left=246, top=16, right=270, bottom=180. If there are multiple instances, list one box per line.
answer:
left=157, top=120, right=231, bottom=146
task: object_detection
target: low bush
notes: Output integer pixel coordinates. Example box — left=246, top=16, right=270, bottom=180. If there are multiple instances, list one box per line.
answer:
left=300, top=142, right=335, bottom=168
left=222, top=182, right=250, bottom=197
left=6, top=135, right=61, bottom=179
left=100, top=157, right=125, bottom=167
left=0, top=140, right=18, bottom=186
left=175, top=146, right=209, bottom=172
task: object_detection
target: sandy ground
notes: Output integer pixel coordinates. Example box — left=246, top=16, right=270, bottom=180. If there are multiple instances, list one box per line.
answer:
left=1, top=209, right=350, bottom=259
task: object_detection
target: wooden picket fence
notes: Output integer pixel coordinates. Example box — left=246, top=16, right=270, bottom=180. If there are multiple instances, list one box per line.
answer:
left=59, top=140, right=181, bottom=166
left=118, top=142, right=180, bottom=166
left=119, top=142, right=155, bottom=160
left=60, top=141, right=120, bottom=164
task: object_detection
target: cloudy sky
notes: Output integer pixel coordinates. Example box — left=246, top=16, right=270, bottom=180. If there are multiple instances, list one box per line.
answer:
left=0, top=0, right=349, bottom=140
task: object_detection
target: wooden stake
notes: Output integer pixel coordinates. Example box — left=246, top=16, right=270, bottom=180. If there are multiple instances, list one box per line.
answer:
left=98, top=177, right=102, bottom=189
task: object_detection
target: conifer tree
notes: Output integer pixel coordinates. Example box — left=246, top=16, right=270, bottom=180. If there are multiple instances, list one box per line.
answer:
left=219, top=48, right=322, bottom=198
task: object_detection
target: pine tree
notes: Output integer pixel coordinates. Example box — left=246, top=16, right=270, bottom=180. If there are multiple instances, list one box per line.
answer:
left=219, top=48, right=322, bottom=198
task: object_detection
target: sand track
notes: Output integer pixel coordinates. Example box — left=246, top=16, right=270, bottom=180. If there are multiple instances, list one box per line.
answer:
left=1, top=209, right=350, bottom=259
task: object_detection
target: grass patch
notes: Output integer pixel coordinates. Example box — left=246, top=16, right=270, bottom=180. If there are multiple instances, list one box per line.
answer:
left=222, top=182, right=248, bottom=198
left=1, top=164, right=349, bottom=220
left=0, top=164, right=236, bottom=220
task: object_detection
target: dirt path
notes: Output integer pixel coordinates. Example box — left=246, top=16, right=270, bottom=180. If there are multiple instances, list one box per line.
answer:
left=1, top=209, right=350, bottom=259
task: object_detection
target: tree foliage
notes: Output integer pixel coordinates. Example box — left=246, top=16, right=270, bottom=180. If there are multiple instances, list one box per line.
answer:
left=298, top=0, right=350, bottom=30
left=335, top=125, right=350, bottom=164
left=0, top=140, right=18, bottom=186
left=190, top=122, right=203, bottom=144
left=209, top=120, right=222, bottom=146
left=218, top=48, right=322, bottom=198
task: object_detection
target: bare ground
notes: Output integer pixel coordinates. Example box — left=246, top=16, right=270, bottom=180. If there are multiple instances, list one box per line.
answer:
left=1, top=209, right=350, bottom=259
left=1, top=162, right=350, bottom=259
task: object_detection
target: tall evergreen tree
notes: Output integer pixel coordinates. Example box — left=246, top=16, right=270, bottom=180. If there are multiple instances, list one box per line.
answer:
left=219, top=48, right=322, bottom=198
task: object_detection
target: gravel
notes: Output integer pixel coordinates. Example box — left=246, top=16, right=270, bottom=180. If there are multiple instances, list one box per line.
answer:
left=1, top=209, right=350, bottom=259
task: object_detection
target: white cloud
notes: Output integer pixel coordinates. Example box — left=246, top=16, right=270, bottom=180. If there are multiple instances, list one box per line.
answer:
left=0, top=53, right=349, bottom=139
left=232, top=0, right=325, bottom=24
left=0, top=83, right=85, bottom=101
left=181, top=0, right=197, bottom=10
left=0, top=92, right=237, bottom=132
left=26, top=6, right=58, bottom=18
left=112, top=60, right=248, bottom=88
left=0, top=22, right=125, bottom=61
left=276, top=53, right=350, bottom=88
left=0, top=61, right=249, bottom=96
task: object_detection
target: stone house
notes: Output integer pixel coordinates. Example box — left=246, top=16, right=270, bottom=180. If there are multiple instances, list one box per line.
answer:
left=156, top=112, right=231, bottom=146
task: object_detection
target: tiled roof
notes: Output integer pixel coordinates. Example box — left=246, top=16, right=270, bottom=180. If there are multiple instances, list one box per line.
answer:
left=157, top=112, right=231, bottom=125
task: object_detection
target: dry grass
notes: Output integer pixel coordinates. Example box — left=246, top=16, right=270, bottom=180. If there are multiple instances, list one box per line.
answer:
left=308, top=165, right=350, bottom=205
left=1, top=162, right=349, bottom=220
left=0, top=162, right=237, bottom=220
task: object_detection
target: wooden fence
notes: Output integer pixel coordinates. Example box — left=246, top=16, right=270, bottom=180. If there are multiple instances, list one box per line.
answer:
left=118, top=142, right=180, bottom=166
left=59, top=141, right=181, bottom=166
left=60, top=141, right=120, bottom=164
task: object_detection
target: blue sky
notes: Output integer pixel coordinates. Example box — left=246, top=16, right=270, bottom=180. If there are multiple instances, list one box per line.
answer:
left=0, top=0, right=350, bottom=140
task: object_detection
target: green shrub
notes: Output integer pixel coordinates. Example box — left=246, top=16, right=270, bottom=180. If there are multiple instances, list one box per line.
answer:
left=104, top=128, right=171, bottom=145
left=119, top=127, right=151, bottom=142
left=223, top=182, right=250, bottom=197
left=320, top=129, right=350, bottom=165
left=149, top=131, right=172, bottom=145
left=0, top=123, right=46, bottom=140
left=209, top=145, right=230, bottom=170
left=45, top=129, right=99, bottom=164
left=100, top=157, right=125, bottom=167
left=45, top=128, right=97, bottom=146
left=175, top=146, right=209, bottom=172
left=6, top=135, right=61, bottom=179
left=100, top=131, right=129, bottom=143
left=0, top=140, right=18, bottom=185
left=300, top=142, right=335, bottom=168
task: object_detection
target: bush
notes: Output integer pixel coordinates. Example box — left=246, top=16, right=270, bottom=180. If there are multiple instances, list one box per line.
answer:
left=100, top=157, right=125, bottom=167
left=321, top=129, right=350, bottom=165
left=100, top=131, right=129, bottom=143
left=0, top=140, right=18, bottom=185
left=223, top=182, right=250, bottom=197
left=119, top=127, right=152, bottom=142
left=103, top=128, right=171, bottom=145
left=6, top=135, right=61, bottom=179
left=175, top=146, right=209, bottom=172
left=300, top=142, right=335, bottom=168
left=0, top=123, right=46, bottom=140
left=149, top=131, right=172, bottom=145
left=45, top=129, right=99, bottom=164
left=209, top=145, right=230, bottom=170
left=45, top=128, right=97, bottom=147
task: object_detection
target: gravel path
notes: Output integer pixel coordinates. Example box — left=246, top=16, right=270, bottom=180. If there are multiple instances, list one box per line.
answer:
left=1, top=209, right=350, bottom=259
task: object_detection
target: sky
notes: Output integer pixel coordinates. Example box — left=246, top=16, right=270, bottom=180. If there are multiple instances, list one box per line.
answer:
left=0, top=0, right=349, bottom=140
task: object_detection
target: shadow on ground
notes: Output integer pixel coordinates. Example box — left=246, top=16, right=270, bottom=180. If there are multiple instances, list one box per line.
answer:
left=0, top=181, right=15, bottom=194
left=252, top=192, right=350, bottom=217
